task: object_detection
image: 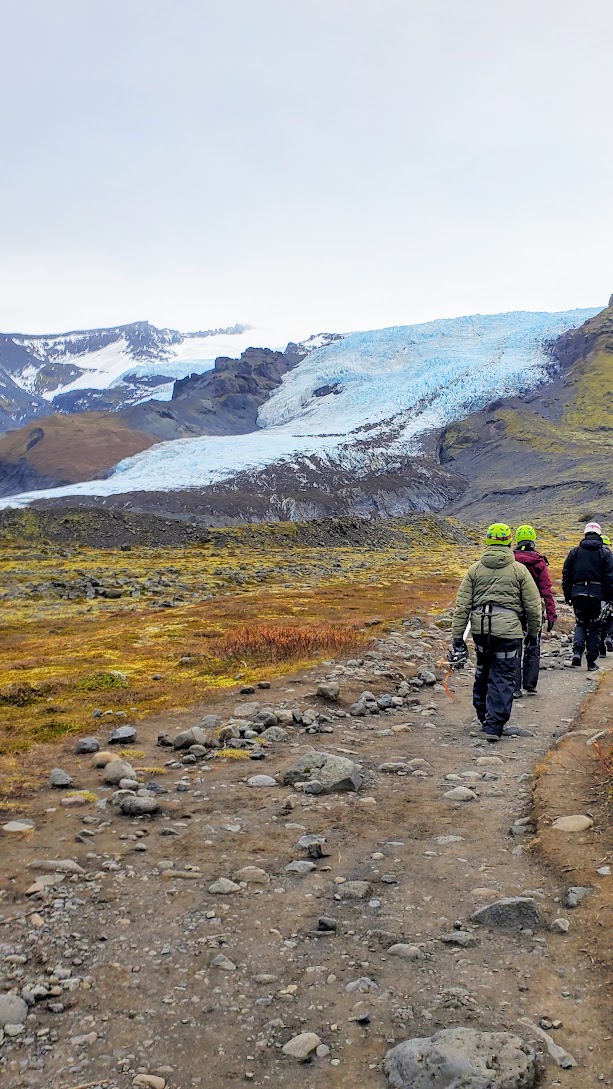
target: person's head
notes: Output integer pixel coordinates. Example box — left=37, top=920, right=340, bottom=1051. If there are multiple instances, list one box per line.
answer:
left=584, top=521, right=602, bottom=538
left=485, top=522, right=513, bottom=547
left=515, top=524, right=537, bottom=549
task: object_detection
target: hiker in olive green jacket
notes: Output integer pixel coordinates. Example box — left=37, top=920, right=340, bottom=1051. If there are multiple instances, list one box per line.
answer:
left=450, top=522, right=542, bottom=742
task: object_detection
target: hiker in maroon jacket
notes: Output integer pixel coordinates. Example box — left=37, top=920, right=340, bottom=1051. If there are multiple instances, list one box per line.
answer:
left=513, top=524, right=557, bottom=695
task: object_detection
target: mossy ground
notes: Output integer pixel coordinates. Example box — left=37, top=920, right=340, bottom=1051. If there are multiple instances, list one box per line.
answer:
left=0, top=518, right=477, bottom=797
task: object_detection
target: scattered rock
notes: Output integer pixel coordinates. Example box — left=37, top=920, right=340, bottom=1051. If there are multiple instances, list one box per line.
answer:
left=92, top=751, right=114, bottom=767
left=173, top=727, right=208, bottom=750
left=378, top=762, right=412, bottom=773
left=1, top=820, right=35, bottom=834
left=133, top=1076, right=167, bottom=1089
left=285, top=860, right=316, bottom=875
left=565, top=886, right=592, bottom=909
left=48, top=768, right=73, bottom=788
left=260, top=726, right=289, bottom=743
left=317, top=682, right=340, bottom=701
left=283, top=749, right=361, bottom=793
left=120, top=795, right=159, bottom=816
left=282, top=1031, right=322, bottom=1060
left=384, top=1028, right=539, bottom=1088
left=470, top=897, right=542, bottom=930
left=418, top=670, right=437, bottom=685
left=109, top=725, right=137, bottom=744
left=233, top=866, right=269, bottom=884
left=74, top=737, right=100, bottom=754
left=0, top=994, right=28, bottom=1028
left=103, top=759, right=136, bottom=785
left=211, top=954, right=237, bottom=971
left=337, top=880, right=371, bottom=900
left=440, top=932, right=479, bottom=947
left=550, top=918, right=570, bottom=933
left=318, top=916, right=338, bottom=932
left=209, top=878, right=241, bottom=895
left=551, top=814, right=594, bottom=832
left=388, top=943, right=424, bottom=960
left=519, top=1018, right=577, bottom=1069
left=233, top=702, right=260, bottom=719
left=28, top=859, right=84, bottom=874
left=443, top=786, right=478, bottom=802
left=247, top=775, right=277, bottom=787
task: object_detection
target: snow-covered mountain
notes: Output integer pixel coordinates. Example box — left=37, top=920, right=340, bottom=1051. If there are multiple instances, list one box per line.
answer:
left=0, top=307, right=599, bottom=510
left=0, top=321, right=341, bottom=424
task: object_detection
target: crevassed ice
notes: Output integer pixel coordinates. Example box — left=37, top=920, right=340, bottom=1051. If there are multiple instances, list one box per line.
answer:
left=0, top=307, right=599, bottom=508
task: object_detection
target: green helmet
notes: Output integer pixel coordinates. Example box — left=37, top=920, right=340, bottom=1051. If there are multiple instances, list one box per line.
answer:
left=516, top=524, right=537, bottom=544
left=485, top=522, right=513, bottom=546
left=603, top=535, right=611, bottom=547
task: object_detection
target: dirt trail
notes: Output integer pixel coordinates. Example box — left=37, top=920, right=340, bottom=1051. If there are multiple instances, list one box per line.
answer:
left=1, top=624, right=612, bottom=1089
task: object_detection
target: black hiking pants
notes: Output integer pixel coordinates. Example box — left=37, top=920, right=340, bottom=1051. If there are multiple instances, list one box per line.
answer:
left=472, top=636, right=522, bottom=738
left=600, top=609, right=613, bottom=654
left=514, top=633, right=541, bottom=692
left=572, top=595, right=602, bottom=665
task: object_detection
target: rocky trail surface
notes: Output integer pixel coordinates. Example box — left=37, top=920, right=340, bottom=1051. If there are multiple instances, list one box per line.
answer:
left=1, top=618, right=612, bottom=1089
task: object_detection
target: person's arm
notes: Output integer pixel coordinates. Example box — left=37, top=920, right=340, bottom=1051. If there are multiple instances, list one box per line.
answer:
left=561, top=550, right=574, bottom=604
left=451, top=568, right=474, bottom=639
left=603, top=549, right=613, bottom=602
left=520, top=566, right=543, bottom=636
left=535, top=556, right=557, bottom=625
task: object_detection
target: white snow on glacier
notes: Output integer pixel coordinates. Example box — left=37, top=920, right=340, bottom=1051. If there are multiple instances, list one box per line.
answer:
left=0, top=307, right=599, bottom=507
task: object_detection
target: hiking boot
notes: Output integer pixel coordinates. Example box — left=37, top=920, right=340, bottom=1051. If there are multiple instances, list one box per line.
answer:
left=600, top=650, right=607, bottom=658
left=587, top=661, right=599, bottom=672
left=524, top=686, right=537, bottom=694
left=513, top=689, right=523, bottom=699
left=485, top=733, right=501, bottom=744
left=571, top=654, right=582, bottom=667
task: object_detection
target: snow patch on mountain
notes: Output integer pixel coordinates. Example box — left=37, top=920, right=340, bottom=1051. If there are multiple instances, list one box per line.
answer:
left=0, top=308, right=598, bottom=508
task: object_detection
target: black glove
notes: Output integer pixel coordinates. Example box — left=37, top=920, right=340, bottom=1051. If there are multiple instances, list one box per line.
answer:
left=525, top=634, right=539, bottom=647
left=547, top=617, right=557, bottom=632
left=448, top=639, right=468, bottom=666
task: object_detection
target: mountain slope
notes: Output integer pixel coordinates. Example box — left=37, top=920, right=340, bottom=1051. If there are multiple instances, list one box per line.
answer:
left=0, top=306, right=599, bottom=516
left=439, top=298, right=613, bottom=522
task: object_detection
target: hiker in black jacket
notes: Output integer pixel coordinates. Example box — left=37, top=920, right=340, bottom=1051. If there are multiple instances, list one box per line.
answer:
left=562, top=522, right=613, bottom=670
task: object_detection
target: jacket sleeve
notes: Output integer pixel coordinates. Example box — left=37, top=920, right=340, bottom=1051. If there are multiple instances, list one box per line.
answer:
left=602, top=549, right=613, bottom=602
left=561, top=549, right=575, bottom=602
left=534, top=556, right=557, bottom=623
left=452, top=567, right=475, bottom=639
left=519, top=565, right=543, bottom=636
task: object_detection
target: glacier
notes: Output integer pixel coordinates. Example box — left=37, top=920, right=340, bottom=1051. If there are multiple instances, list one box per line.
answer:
left=0, top=307, right=599, bottom=508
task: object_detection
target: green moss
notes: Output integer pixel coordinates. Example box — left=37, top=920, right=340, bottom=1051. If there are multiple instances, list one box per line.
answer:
left=77, top=670, right=128, bottom=692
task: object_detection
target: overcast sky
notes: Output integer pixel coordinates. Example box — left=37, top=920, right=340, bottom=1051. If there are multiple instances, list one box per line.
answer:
left=1, top=0, right=612, bottom=339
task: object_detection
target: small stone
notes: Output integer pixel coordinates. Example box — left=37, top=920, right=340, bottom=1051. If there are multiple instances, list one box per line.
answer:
left=419, top=670, right=437, bottom=684
left=317, top=683, right=340, bottom=701
left=260, top=726, right=289, bottom=743
left=233, top=866, right=269, bottom=884
left=318, top=916, right=338, bottom=932
left=74, top=737, right=100, bottom=754
left=388, top=943, right=423, bottom=960
left=443, top=786, right=478, bottom=801
left=2, top=820, right=35, bottom=834
left=282, top=1031, right=322, bottom=1060
left=49, top=768, right=73, bottom=788
left=550, top=917, right=570, bottom=933
left=378, top=762, right=411, bottom=773
left=551, top=815, right=594, bottom=832
left=565, top=886, right=592, bottom=908
left=172, top=726, right=208, bottom=750
left=103, top=759, right=136, bottom=784
left=302, top=780, right=323, bottom=794
left=92, top=750, right=114, bottom=767
left=0, top=995, right=28, bottom=1028
left=470, top=896, right=542, bottom=929
left=109, top=725, right=137, bottom=744
left=233, top=701, right=260, bottom=718
left=28, top=858, right=84, bottom=874
left=345, top=976, right=378, bottom=993
left=247, top=775, right=277, bottom=787
left=316, top=1043, right=330, bottom=1057
left=120, top=795, right=159, bottom=816
left=337, top=880, right=371, bottom=900
left=133, top=1077, right=167, bottom=1089
left=209, top=878, right=241, bottom=894
left=476, top=755, right=504, bottom=766
left=211, top=954, right=237, bottom=971
left=440, top=932, right=479, bottom=947
left=285, top=860, right=316, bottom=875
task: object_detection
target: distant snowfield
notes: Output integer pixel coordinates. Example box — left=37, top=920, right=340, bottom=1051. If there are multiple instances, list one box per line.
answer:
left=36, top=326, right=294, bottom=400
left=0, top=308, right=598, bottom=507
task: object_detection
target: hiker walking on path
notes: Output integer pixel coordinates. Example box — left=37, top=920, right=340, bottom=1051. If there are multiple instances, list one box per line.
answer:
left=599, top=535, right=613, bottom=658
left=512, top=524, right=557, bottom=696
left=562, top=521, right=613, bottom=671
left=450, top=522, right=542, bottom=742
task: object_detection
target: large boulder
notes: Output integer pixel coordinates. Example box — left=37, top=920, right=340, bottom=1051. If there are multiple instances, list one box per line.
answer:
left=282, top=749, right=361, bottom=793
left=384, top=1028, right=539, bottom=1089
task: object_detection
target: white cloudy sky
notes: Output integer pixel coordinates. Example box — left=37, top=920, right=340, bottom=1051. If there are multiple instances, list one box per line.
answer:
left=1, top=0, right=612, bottom=338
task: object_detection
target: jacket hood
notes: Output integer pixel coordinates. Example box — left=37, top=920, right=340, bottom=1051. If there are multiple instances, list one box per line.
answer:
left=480, top=545, right=515, bottom=569
left=580, top=535, right=603, bottom=552
left=514, top=548, right=542, bottom=566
